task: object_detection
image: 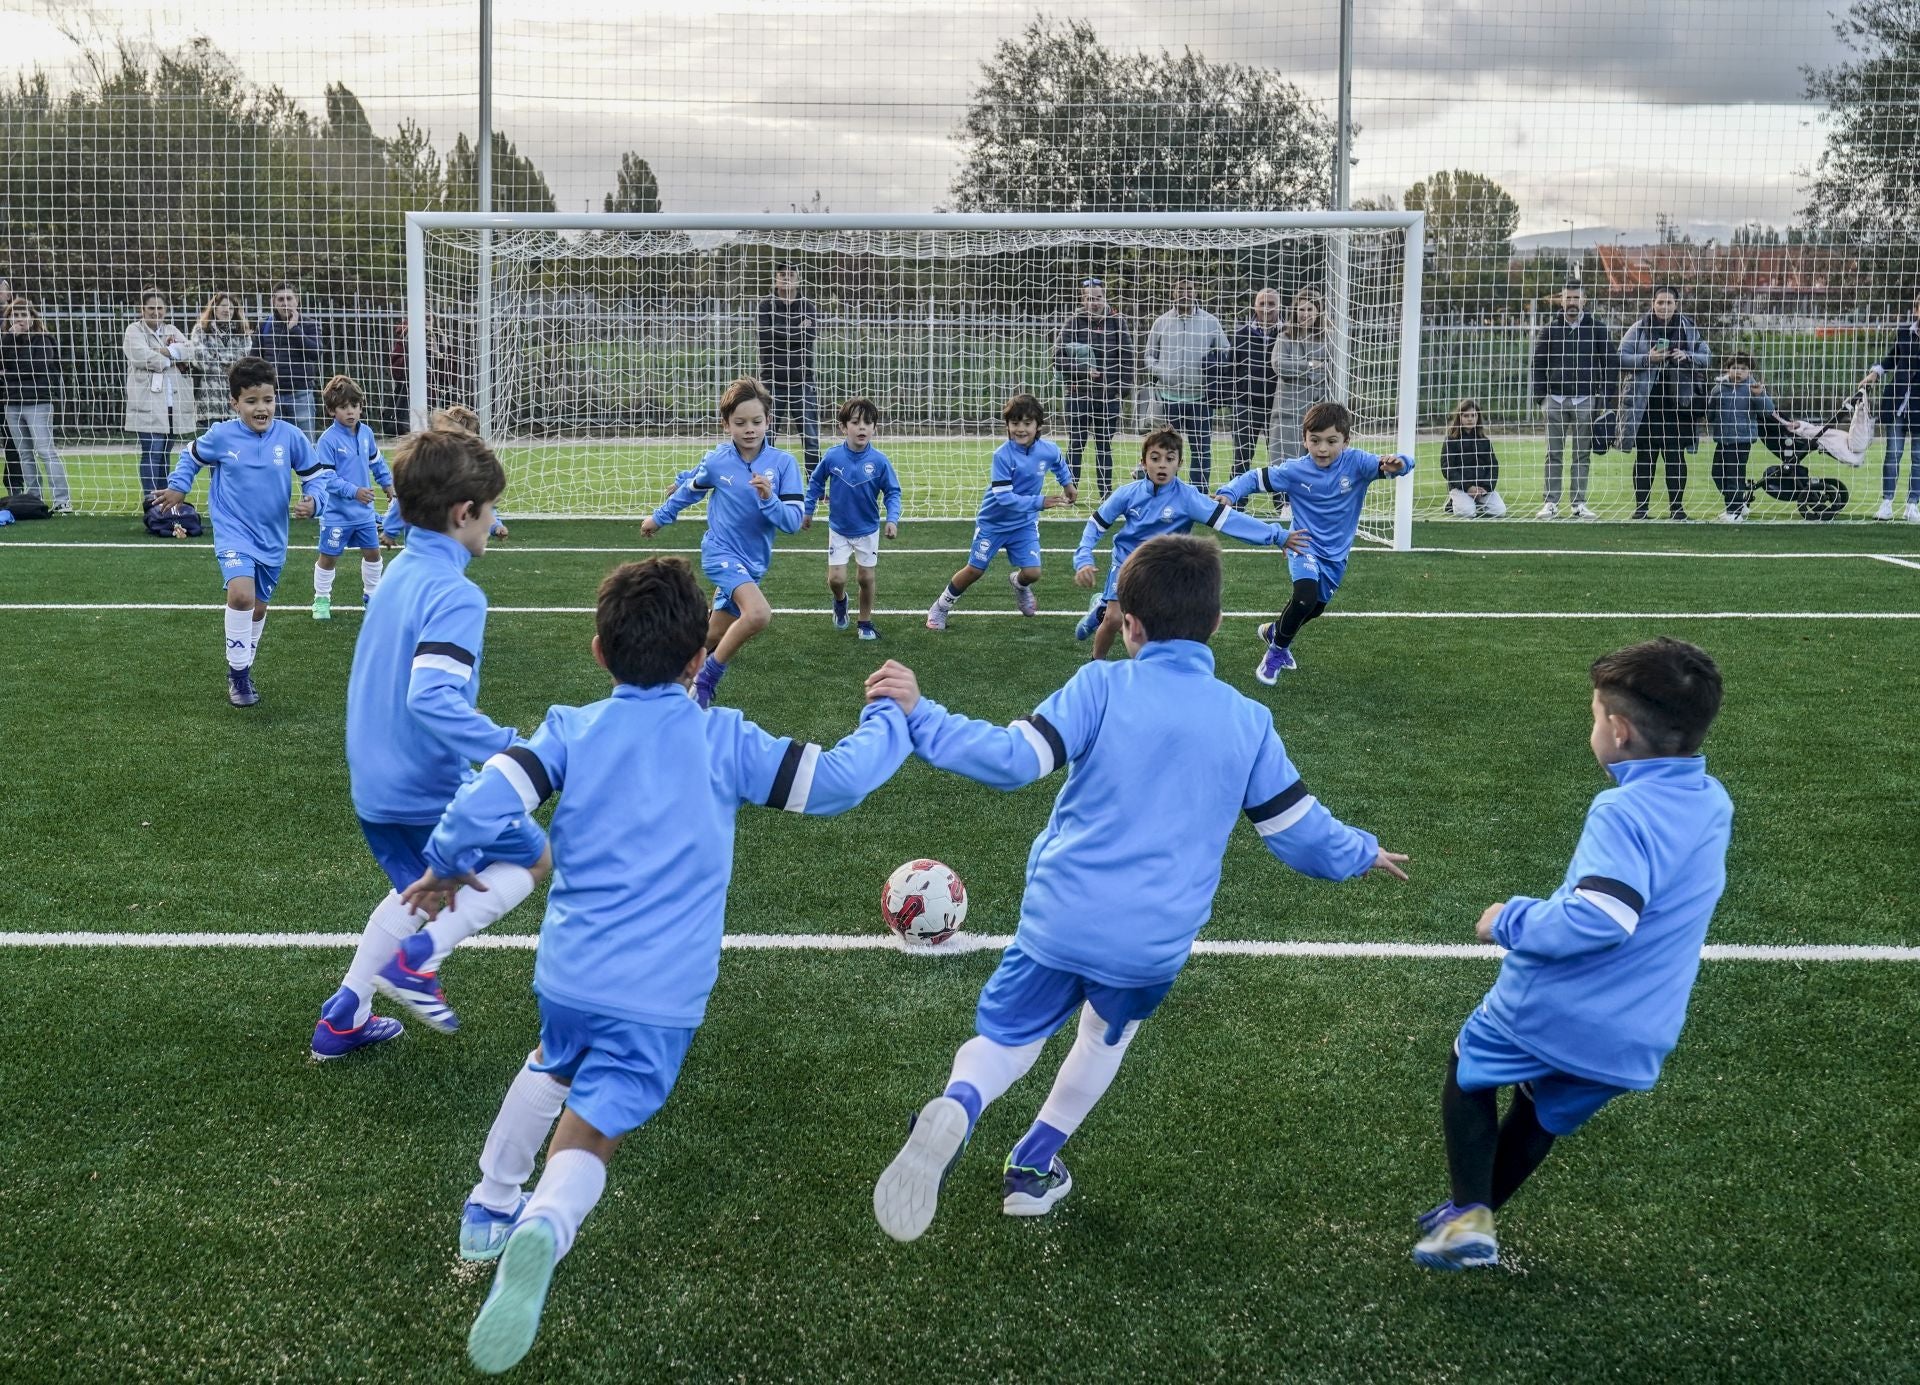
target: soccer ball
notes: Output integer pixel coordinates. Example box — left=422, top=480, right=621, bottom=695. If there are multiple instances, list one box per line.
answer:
left=881, top=859, right=968, bottom=947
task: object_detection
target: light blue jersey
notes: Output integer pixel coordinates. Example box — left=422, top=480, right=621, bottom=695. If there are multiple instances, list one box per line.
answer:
left=422, top=686, right=912, bottom=1028
left=314, top=420, right=392, bottom=530
left=1075, top=477, right=1287, bottom=598
left=905, top=640, right=1380, bottom=987
left=1483, top=756, right=1732, bottom=1089
left=976, top=436, right=1073, bottom=534
left=345, top=527, right=517, bottom=825
left=804, top=442, right=902, bottom=538
left=167, top=417, right=326, bottom=565
left=652, top=441, right=806, bottom=577
left=1216, top=446, right=1410, bottom=568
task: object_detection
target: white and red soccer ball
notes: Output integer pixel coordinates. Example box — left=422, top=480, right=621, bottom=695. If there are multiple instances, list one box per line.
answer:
left=881, top=859, right=968, bottom=947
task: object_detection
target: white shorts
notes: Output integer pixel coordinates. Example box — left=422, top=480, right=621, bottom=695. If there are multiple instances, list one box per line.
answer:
left=827, top=528, right=880, bottom=569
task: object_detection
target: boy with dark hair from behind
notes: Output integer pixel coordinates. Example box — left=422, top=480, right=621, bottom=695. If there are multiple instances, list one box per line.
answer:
left=309, top=427, right=548, bottom=1059
left=1413, top=637, right=1731, bottom=1271
left=802, top=396, right=902, bottom=639
left=397, top=556, right=915, bottom=1373
left=868, top=534, right=1407, bottom=1242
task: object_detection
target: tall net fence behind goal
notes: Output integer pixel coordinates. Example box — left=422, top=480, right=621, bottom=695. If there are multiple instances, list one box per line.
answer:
left=411, top=215, right=1419, bottom=542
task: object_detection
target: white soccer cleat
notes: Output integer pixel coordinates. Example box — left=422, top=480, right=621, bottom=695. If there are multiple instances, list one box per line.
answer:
left=874, top=1096, right=970, bottom=1243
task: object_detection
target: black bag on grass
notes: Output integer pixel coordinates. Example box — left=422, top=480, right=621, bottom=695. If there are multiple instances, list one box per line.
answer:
left=0, top=493, right=51, bottom=521
left=145, top=498, right=205, bottom=537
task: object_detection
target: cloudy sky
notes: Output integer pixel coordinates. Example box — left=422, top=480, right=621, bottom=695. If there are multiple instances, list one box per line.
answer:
left=10, top=0, right=1850, bottom=237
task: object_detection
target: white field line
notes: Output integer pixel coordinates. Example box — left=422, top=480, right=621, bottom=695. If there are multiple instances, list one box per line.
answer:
left=2, top=602, right=1915, bottom=621
left=0, top=930, right=1913, bottom=963
left=1872, top=554, right=1920, bottom=571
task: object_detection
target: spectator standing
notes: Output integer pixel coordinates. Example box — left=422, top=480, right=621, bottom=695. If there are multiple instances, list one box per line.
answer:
left=1143, top=277, right=1229, bottom=489
left=123, top=289, right=196, bottom=500
left=1705, top=353, right=1772, bottom=523
left=259, top=282, right=323, bottom=438
left=1528, top=282, right=1613, bottom=518
left=0, top=276, right=24, bottom=493
left=190, top=292, right=254, bottom=424
left=1268, top=289, right=1334, bottom=462
left=1856, top=290, right=1920, bottom=522
left=389, top=313, right=458, bottom=435
left=1440, top=399, right=1505, bottom=518
left=1226, top=288, right=1283, bottom=485
left=1618, top=287, right=1710, bottom=521
left=756, top=261, right=820, bottom=476
left=1, top=295, right=71, bottom=512
left=1052, top=276, right=1134, bottom=497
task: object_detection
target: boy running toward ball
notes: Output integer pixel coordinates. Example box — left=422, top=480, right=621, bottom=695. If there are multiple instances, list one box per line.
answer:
left=867, top=534, right=1408, bottom=1242
left=1412, top=637, right=1731, bottom=1271
left=310, top=374, right=396, bottom=620
left=802, top=396, right=902, bottom=640
left=398, top=557, right=913, bottom=1374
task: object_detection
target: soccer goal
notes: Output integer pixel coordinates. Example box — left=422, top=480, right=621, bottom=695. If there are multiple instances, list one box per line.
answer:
left=404, top=212, right=1425, bottom=548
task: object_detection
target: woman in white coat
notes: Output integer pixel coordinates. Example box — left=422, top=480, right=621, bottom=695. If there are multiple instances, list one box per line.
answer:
left=124, top=288, right=197, bottom=500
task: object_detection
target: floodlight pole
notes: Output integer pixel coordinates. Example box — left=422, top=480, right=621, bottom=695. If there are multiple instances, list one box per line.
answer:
left=1327, top=0, right=1355, bottom=408
left=476, top=0, right=495, bottom=439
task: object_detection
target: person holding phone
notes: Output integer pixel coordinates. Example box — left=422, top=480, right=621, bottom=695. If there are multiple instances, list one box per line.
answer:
left=1617, top=287, right=1710, bottom=520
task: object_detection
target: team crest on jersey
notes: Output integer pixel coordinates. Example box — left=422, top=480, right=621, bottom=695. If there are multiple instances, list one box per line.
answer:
left=1339, top=475, right=1354, bottom=493
left=863, top=463, right=874, bottom=476
left=1160, top=506, right=1175, bottom=520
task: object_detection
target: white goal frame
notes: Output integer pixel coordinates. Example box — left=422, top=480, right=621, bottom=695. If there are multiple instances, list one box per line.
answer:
left=404, top=211, right=1426, bottom=550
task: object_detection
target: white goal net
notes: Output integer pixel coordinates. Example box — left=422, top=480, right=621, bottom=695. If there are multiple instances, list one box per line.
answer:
left=406, top=213, right=1423, bottom=546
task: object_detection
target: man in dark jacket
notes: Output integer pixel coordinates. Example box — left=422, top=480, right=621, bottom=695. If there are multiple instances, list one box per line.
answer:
left=259, top=282, right=324, bottom=439
left=756, top=262, right=820, bottom=477
left=1529, top=283, right=1614, bottom=519
left=1226, top=289, right=1282, bottom=484
left=1857, top=290, right=1920, bottom=522
left=1052, top=277, right=1135, bottom=497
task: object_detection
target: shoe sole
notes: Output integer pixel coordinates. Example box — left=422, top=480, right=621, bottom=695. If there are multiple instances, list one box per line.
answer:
left=1411, top=1235, right=1499, bottom=1272
left=372, top=971, right=461, bottom=1034
left=468, top=1219, right=557, bottom=1375
left=1002, top=1170, right=1073, bottom=1217
left=873, top=1096, right=968, bottom=1243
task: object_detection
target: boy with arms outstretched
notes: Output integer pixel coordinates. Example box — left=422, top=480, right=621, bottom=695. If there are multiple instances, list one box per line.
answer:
left=150, top=355, right=328, bottom=706
left=1213, top=401, right=1411, bottom=685
left=311, top=374, right=396, bottom=619
left=926, top=393, right=1076, bottom=629
left=802, top=396, right=902, bottom=639
left=308, top=427, right=549, bottom=1059
left=398, top=557, right=914, bottom=1374
left=1412, top=637, right=1730, bottom=1271
left=642, top=378, right=804, bottom=707
left=869, top=535, right=1407, bottom=1241
left=1072, top=428, right=1302, bottom=660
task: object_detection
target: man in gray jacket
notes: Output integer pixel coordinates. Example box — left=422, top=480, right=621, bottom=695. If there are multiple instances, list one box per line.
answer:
left=1144, top=278, right=1229, bottom=488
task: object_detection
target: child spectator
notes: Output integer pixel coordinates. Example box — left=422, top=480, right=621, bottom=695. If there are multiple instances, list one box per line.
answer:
left=310, top=375, right=396, bottom=618
left=149, top=356, right=328, bottom=707
left=1440, top=399, right=1506, bottom=518
left=802, top=397, right=902, bottom=640
left=641, top=378, right=805, bottom=708
left=1413, top=638, right=1729, bottom=1271
left=867, top=535, right=1405, bottom=1242
left=926, top=393, right=1076, bottom=629
left=1706, top=353, right=1773, bottom=523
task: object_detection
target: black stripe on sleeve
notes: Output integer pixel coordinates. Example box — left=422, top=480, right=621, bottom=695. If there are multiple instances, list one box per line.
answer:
left=505, top=745, right=555, bottom=804
left=1575, top=875, right=1646, bottom=915
left=1026, top=712, right=1068, bottom=774
left=1205, top=501, right=1227, bottom=529
left=293, top=462, right=328, bottom=478
left=1254, top=468, right=1271, bottom=493
left=778, top=492, right=804, bottom=502
left=690, top=479, right=714, bottom=492
left=766, top=740, right=805, bottom=809
left=413, top=640, right=477, bottom=668
left=1244, top=778, right=1309, bottom=824
left=988, top=480, right=1012, bottom=490
left=191, top=441, right=216, bottom=466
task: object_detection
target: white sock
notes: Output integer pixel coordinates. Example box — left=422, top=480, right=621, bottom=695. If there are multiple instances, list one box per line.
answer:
left=1033, top=1003, right=1139, bottom=1137
left=521, top=1147, right=607, bottom=1262
left=314, top=563, right=337, bottom=598
left=223, top=606, right=253, bottom=671
left=250, top=608, right=268, bottom=657
left=472, top=1055, right=570, bottom=1213
left=421, top=862, right=538, bottom=965
left=946, top=1033, right=1046, bottom=1112
left=360, top=557, right=383, bottom=596
left=342, top=892, right=420, bottom=1025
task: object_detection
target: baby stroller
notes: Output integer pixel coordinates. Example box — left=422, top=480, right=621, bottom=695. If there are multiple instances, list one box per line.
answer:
left=1746, top=390, right=1871, bottom=522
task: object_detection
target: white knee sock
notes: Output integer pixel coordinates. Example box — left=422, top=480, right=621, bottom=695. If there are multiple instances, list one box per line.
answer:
left=1033, top=1003, right=1139, bottom=1138
left=522, top=1147, right=607, bottom=1262
left=360, top=557, right=383, bottom=597
left=421, top=862, right=538, bottom=966
left=314, top=563, right=337, bottom=598
left=223, top=606, right=253, bottom=670
left=472, top=1056, right=570, bottom=1213
left=250, top=608, right=268, bottom=656
left=343, top=892, right=420, bottom=1024
left=946, top=1033, right=1046, bottom=1113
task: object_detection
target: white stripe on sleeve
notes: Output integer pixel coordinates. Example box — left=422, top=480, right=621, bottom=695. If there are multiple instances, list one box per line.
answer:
left=1252, top=795, right=1318, bottom=837
left=1011, top=719, right=1056, bottom=777
left=782, top=743, right=822, bottom=814
left=485, top=752, right=540, bottom=813
left=1574, top=887, right=1640, bottom=935
left=411, top=653, right=474, bottom=682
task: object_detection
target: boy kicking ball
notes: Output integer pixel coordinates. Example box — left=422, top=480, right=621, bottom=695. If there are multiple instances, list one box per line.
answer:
left=1413, top=638, right=1730, bottom=1270
left=802, top=397, right=901, bottom=640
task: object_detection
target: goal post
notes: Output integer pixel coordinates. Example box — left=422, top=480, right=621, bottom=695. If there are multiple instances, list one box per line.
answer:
left=405, top=211, right=1425, bottom=549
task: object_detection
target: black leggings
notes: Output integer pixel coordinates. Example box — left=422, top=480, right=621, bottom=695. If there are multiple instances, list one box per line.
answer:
left=1634, top=442, right=1689, bottom=516
left=1711, top=442, right=1752, bottom=508
left=1272, top=577, right=1326, bottom=649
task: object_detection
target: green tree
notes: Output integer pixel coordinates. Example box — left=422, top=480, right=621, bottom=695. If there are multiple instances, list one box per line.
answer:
left=444, top=131, right=558, bottom=214
left=602, top=151, right=661, bottom=213
left=1403, top=170, right=1521, bottom=316
left=950, top=16, right=1334, bottom=213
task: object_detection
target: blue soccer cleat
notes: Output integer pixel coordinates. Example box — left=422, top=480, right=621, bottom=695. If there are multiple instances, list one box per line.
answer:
left=1255, top=644, right=1296, bottom=685
left=461, top=1195, right=529, bottom=1263
left=373, top=933, right=460, bottom=1034
left=1074, top=601, right=1106, bottom=642
left=873, top=1096, right=971, bottom=1243
left=227, top=667, right=259, bottom=707
left=857, top=621, right=879, bottom=641
left=1008, top=570, right=1037, bottom=617
left=310, top=986, right=404, bottom=1061
left=1416, top=1199, right=1458, bottom=1237
left=1412, top=1203, right=1500, bottom=1271
left=832, top=595, right=850, bottom=630
left=691, top=662, right=721, bottom=710
left=1002, top=1154, right=1073, bottom=1217
left=467, top=1217, right=559, bottom=1375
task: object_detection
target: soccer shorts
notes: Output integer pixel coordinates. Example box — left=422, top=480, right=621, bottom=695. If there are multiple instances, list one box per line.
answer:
left=1453, top=1006, right=1630, bottom=1136
left=1287, top=549, right=1346, bottom=604
left=214, top=546, right=283, bottom=604
left=357, top=816, right=547, bottom=893
left=529, top=998, right=696, bottom=1139
left=827, top=527, right=880, bottom=569
left=702, top=546, right=765, bottom=618
left=967, top=523, right=1042, bottom=572
left=975, top=939, right=1175, bottom=1048
left=317, top=520, right=380, bottom=557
